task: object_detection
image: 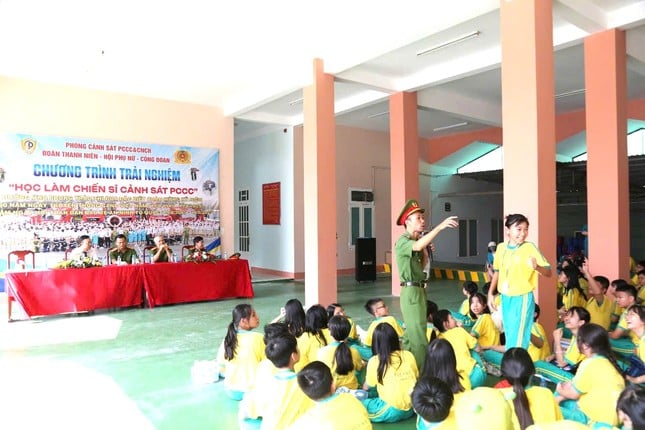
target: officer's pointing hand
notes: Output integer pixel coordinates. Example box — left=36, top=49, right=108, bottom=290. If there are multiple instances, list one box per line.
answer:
left=439, top=216, right=459, bottom=230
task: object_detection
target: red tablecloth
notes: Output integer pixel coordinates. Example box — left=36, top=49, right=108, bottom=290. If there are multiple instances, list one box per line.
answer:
left=141, top=259, right=254, bottom=307
left=5, top=265, right=144, bottom=317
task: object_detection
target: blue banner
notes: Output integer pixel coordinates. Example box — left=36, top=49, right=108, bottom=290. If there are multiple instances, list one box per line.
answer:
left=0, top=133, right=219, bottom=253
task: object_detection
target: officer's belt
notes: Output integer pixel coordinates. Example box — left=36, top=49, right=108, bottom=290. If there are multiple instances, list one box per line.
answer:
left=400, top=281, right=425, bottom=287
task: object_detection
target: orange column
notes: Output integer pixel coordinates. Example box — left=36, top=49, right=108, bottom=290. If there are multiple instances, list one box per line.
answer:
left=302, top=58, right=337, bottom=306
left=389, top=91, right=419, bottom=296
left=584, top=30, right=629, bottom=280
left=500, top=0, right=557, bottom=334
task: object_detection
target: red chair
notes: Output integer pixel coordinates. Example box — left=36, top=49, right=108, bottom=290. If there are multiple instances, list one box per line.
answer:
left=7, top=250, right=35, bottom=270
left=7, top=250, right=36, bottom=321
left=181, top=245, right=193, bottom=259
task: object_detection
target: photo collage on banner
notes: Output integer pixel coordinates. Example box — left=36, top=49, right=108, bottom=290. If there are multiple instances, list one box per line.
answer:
left=0, top=133, right=220, bottom=262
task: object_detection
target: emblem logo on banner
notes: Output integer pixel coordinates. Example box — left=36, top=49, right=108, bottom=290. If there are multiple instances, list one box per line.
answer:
left=174, top=150, right=191, bottom=164
left=21, top=138, right=37, bottom=154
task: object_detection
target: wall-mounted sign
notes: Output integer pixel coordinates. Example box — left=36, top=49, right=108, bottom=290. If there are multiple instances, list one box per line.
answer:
left=262, top=182, right=280, bottom=225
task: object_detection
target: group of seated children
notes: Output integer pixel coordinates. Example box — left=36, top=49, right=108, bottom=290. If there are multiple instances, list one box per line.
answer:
left=443, top=256, right=645, bottom=426
left=214, top=274, right=644, bottom=430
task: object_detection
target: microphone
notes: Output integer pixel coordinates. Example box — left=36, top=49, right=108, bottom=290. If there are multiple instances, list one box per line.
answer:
left=420, top=230, right=433, bottom=262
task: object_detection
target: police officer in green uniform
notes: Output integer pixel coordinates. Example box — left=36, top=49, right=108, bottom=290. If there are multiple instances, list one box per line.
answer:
left=394, top=199, right=458, bottom=369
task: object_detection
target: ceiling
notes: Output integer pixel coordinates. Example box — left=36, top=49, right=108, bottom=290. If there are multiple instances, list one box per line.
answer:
left=1, top=1, right=645, bottom=184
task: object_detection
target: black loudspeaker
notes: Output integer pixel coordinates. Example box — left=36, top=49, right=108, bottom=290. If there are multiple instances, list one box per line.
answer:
left=355, top=238, right=376, bottom=282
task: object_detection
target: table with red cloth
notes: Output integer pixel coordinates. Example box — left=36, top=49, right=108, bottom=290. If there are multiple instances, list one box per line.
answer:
left=142, top=259, right=254, bottom=307
left=5, top=259, right=254, bottom=319
left=5, top=264, right=144, bottom=318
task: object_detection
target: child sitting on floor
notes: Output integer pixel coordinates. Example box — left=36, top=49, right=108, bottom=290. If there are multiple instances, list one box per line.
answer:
left=555, top=323, right=626, bottom=427
left=216, top=304, right=265, bottom=400
left=420, top=338, right=466, bottom=426
left=316, top=315, right=366, bottom=399
left=239, top=333, right=313, bottom=429
left=534, top=306, right=589, bottom=385
left=271, top=298, right=306, bottom=338
left=625, top=304, right=645, bottom=384
left=580, top=260, right=613, bottom=330
left=362, top=323, right=418, bottom=423
left=433, top=309, right=486, bottom=389
left=363, top=298, right=405, bottom=349
left=616, top=385, right=645, bottom=430
left=288, top=361, right=371, bottom=430
left=527, top=304, right=551, bottom=362
left=296, top=304, right=331, bottom=372
left=426, top=300, right=439, bottom=342
left=609, top=283, right=639, bottom=357
left=469, top=292, right=500, bottom=349
left=498, top=347, right=562, bottom=429
left=326, top=303, right=358, bottom=342
left=451, top=281, right=478, bottom=331
left=412, top=376, right=454, bottom=429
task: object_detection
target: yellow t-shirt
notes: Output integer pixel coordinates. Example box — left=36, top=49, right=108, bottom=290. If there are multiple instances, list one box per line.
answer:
left=364, top=316, right=405, bottom=347
left=454, top=387, right=513, bottom=430
left=564, top=335, right=585, bottom=367
left=610, top=300, right=625, bottom=329
left=562, top=288, right=587, bottom=310
left=426, top=322, right=439, bottom=342
left=637, top=333, right=645, bottom=362
left=471, top=314, right=500, bottom=348
left=459, top=298, right=470, bottom=315
left=573, top=355, right=625, bottom=426
left=295, top=329, right=332, bottom=372
left=286, top=392, right=371, bottom=430
left=439, top=327, right=477, bottom=390
left=316, top=341, right=364, bottom=389
left=579, top=277, right=589, bottom=297
left=347, top=317, right=358, bottom=341
left=365, top=350, right=418, bottom=410
left=616, top=312, right=640, bottom=345
left=500, top=386, right=562, bottom=429
left=528, top=322, right=551, bottom=362
left=585, top=296, right=614, bottom=330
left=416, top=391, right=463, bottom=429
left=254, top=358, right=278, bottom=391
left=241, top=368, right=314, bottom=430
left=216, top=329, right=265, bottom=392
left=493, top=242, right=550, bottom=296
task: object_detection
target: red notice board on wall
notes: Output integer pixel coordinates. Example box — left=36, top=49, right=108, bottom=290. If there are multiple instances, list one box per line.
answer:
left=262, top=182, right=281, bottom=225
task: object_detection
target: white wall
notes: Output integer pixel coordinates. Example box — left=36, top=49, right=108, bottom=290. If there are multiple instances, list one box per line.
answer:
left=234, top=128, right=294, bottom=272
left=335, top=126, right=391, bottom=271
left=429, top=167, right=503, bottom=265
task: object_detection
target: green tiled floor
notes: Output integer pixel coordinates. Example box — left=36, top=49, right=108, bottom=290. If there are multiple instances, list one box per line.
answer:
left=0, top=275, right=470, bottom=429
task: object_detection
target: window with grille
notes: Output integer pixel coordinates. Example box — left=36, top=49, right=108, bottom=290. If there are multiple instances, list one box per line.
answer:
left=458, top=219, right=478, bottom=257
left=348, top=188, right=374, bottom=247
left=491, top=218, right=504, bottom=244
left=238, top=189, right=249, bottom=252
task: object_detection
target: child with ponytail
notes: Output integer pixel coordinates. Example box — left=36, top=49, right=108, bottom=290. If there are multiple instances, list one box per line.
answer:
left=216, top=304, right=265, bottom=400
left=317, top=315, right=367, bottom=399
left=499, top=348, right=562, bottom=430
left=555, top=323, right=626, bottom=427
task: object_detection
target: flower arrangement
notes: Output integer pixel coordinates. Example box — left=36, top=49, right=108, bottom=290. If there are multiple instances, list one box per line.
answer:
left=54, top=256, right=103, bottom=269
left=185, top=250, right=217, bottom=263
